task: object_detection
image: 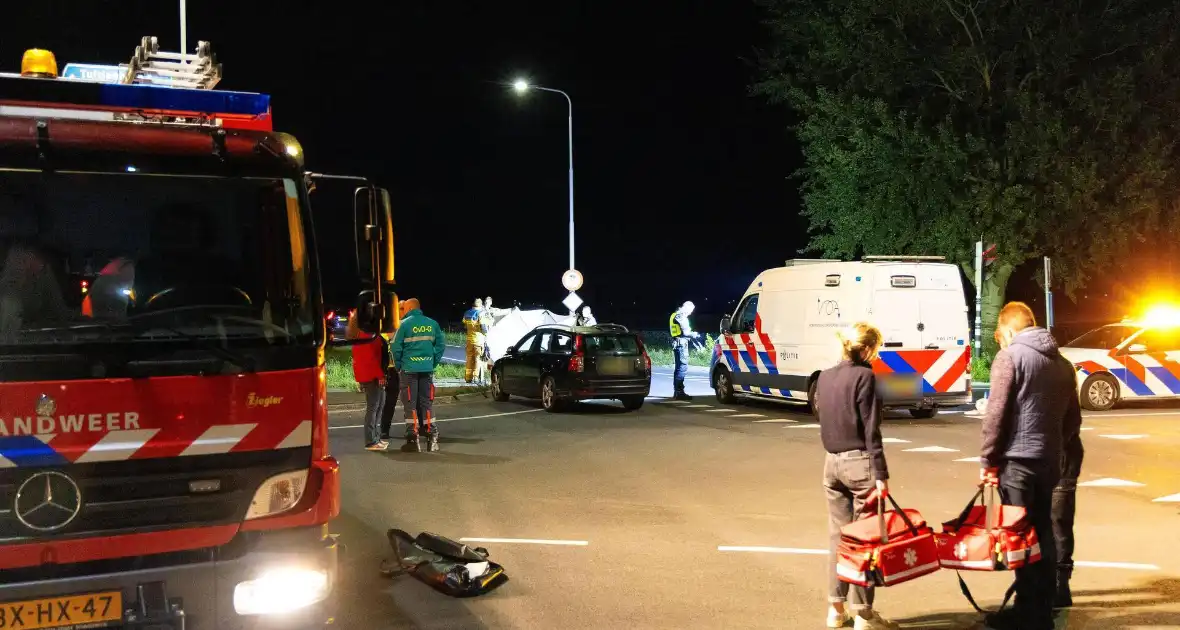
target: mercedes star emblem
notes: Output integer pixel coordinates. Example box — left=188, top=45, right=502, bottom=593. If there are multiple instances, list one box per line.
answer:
left=15, top=471, right=82, bottom=532
left=35, top=394, right=56, bottom=418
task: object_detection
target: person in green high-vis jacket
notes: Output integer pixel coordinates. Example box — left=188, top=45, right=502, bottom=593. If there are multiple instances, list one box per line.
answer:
left=389, top=298, right=446, bottom=452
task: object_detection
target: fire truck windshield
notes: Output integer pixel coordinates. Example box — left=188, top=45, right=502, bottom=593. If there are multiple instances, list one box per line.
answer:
left=0, top=169, right=315, bottom=354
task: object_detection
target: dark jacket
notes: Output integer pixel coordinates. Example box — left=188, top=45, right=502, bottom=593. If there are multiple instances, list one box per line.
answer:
left=981, top=327, right=1082, bottom=468
left=817, top=360, right=889, bottom=480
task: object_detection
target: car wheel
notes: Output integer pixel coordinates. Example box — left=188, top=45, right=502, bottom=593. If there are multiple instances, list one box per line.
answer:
left=714, top=368, right=736, bottom=403
left=490, top=368, right=509, bottom=402
left=621, top=395, right=644, bottom=411
left=909, top=407, right=937, bottom=419
left=807, top=377, right=820, bottom=415
left=1081, top=373, right=1118, bottom=411
left=541, top=376, right=564, bottom=412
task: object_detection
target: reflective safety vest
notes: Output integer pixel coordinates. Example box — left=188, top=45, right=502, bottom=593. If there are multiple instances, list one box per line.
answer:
left=669, top=312, right=682, bottom=338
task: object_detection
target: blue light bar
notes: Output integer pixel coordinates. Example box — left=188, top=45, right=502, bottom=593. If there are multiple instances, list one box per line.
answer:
left=96, top=82, right=269, bottom=115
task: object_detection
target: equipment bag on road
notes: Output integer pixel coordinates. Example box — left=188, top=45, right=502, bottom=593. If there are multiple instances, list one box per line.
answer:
left=380, top=529, right=508, bottom=597
left=836, top=493, right=941, bottom=587
left=934, top=484, right=1041, bottom=614
left=934, top=484, right=1041, bottom=572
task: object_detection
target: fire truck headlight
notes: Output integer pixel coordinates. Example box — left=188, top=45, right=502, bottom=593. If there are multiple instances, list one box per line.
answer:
left=245, top=469, right=309, bottom=520
left=233, top=566, right=330, bottom=615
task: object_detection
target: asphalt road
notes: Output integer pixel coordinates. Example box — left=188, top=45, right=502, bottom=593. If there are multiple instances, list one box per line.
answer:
left=325, top=373, right=1180, bottom=629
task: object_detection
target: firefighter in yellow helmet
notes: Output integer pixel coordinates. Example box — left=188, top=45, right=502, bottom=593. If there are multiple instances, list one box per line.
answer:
left=461, top=298, right=484, bottom=383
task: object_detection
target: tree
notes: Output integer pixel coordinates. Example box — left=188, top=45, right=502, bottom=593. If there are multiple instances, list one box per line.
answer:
left=756, top=0, right=1180, bottom=354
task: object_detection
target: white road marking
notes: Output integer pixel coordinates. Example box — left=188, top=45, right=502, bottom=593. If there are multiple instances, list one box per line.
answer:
left=786, top=423, right=821, bottom=429
left=881, top=438, right=911, bottom=443
left=1074, top=561, right=1159, bottom=571
left=903, top=446, right=960, bottom=453
left=729, top=413, right=768, bottom=418
left=329, top=408, right=543, bottom=430
left=682, top=405, right=712, bottom=408
left=704, top=409, right=734, bottom=413
left=660, top=400, right=691, bottom=405
left=1078, top=478, right=1145, bottom=488
left=715, top=547, right=1159, bottom=570
left=1081, top=427, right=1094, bottom=431
left=753, top=418, right=798, bottom=424
left=717, top=546, right=828, bottom=555
left=1098, top=434, right=1148, bottom=440
left=460, top=538, right=588, bottom=547
left=954, top=457, right=981, bottom=463
left=1152, top=493, right=1180, bottom=503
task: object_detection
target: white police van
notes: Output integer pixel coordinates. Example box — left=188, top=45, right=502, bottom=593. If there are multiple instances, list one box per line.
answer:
left=710, top=257, right=972, bottom=418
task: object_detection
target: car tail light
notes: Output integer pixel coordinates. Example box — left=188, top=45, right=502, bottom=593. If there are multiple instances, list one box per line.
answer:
left=569, top=334, right=585, bottom=372
left=326, top=310, right=335, bottom=321
left=636, top=337, right=652, bottom=373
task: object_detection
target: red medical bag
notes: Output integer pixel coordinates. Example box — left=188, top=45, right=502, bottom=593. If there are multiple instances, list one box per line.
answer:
left=836, top=493, right=941, bottom=587
left=935, top=484, right=1041, bottom=571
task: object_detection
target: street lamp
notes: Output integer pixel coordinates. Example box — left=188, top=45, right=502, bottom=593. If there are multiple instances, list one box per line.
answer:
left=512, top=78, right=575, bottom=276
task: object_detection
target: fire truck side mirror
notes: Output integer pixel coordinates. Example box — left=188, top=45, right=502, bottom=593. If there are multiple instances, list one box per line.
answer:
left=353, top=187, right=376, bottom=281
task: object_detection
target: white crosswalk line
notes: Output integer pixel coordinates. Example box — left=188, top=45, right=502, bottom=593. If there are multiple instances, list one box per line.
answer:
left=753, top=418, right=798, bottom=424
left=903, top=446, right=960, bottom=453
left=881, top=437, right=910, bottom=444
left=1152, top=493, right=1180, bottom=503
left=682, top=405, right=712, bottom=409
left=704, top=409, right=733, bottom=413
left=729, top=413, right=768, bottom=418
left=1078, top=478, right=1145, bottom=488
left=786, top=423, right=821, bottom=429
left=954, top=457, right=980, bottom=463
left=1098, top=434, right=1148, bottom=440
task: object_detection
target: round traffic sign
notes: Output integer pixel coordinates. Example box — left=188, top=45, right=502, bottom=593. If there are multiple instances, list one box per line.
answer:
left=562, top=269, right=583, bottom=291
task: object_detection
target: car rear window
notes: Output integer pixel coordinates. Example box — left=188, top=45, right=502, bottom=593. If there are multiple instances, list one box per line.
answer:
left=585, top=334, right=640, bottom=354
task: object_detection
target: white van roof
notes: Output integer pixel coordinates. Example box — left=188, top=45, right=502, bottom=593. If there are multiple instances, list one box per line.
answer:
left=753, top=259, right=961, bottom=293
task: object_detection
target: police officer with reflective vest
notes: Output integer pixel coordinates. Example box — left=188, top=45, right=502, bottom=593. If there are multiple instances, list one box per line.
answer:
left=390, top=298, right=447, bottom=452
left=669, top=301, right=699, bottom=401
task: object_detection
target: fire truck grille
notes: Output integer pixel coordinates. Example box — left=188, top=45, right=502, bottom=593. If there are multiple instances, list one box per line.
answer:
left=0, top=447, right=311, bottom=542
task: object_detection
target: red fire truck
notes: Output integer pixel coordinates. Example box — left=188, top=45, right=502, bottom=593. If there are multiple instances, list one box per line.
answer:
left=0, top=41, right=396, bottom=628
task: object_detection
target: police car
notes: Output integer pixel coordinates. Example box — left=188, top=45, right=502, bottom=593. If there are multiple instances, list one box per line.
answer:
left=1060, top=308, right=1180, bottom=410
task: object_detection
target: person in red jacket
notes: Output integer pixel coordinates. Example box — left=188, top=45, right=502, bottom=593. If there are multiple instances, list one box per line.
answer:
left=348, top=311, right=388, bottom=450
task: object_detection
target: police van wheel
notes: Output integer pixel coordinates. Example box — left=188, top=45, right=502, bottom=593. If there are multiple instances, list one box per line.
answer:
left=807, top=378, right=819, bottom=415
left=1080, top=373, right=1118, bottom=411
left=909, top=407, right=937, bottom=419
left=714, top=369, right=736, bottom=404
left=491, top=369, right=510, bottom=402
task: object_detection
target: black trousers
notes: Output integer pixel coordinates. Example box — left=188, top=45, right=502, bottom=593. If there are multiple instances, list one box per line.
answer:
left=379, top=367, right=400, bottom=439
left=1001, top=459, right=1060, bottom=629
left=1052, top=477, right=1076, bottom=570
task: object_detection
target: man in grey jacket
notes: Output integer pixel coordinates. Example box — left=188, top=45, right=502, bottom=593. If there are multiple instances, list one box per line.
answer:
left=979, top=302, right=1083, bottom=630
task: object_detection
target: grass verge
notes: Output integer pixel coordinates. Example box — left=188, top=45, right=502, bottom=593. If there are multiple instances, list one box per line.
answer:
left=326, top=347, right=468, bottom=391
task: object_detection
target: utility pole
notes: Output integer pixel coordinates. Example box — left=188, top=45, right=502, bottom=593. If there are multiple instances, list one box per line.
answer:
left=974, top=239, right=983, bottom=356
left=1044, top=257, right=1054, bottom=332
left=179, top=0, right=187, bottom=61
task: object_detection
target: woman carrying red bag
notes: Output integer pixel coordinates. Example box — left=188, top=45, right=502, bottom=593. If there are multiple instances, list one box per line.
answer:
left=817, top=323, right=898, bottom=630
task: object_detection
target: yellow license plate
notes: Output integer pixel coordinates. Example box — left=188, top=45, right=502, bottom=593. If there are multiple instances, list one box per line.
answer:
left=0, top=591, right=121, bottom=629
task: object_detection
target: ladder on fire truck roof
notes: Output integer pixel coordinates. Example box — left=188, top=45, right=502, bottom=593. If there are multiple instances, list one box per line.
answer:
left=121, top=36, right=221, bottom=89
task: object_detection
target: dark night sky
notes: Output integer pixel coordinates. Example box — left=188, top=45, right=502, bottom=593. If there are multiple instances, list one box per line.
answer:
left=2, top=2, right=1163, bottom=335
left=2, top=1, right=800, bottom=328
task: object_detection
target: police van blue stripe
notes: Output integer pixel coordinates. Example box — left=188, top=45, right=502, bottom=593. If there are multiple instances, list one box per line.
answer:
left=1111, top=368, right=1154, bottom=397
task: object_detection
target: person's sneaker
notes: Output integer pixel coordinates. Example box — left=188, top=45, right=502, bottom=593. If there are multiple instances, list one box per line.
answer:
left=826, top=606, right=851, bottom=628
left=673, top=392, right=693, bottom=401
left=427, top=431, right=440, bottom=453
left=853, top=611, right=900, bottom=630
left=365, top=440, right=389, bottom=451
left=983, top=609, right=1028, bottom=630
left=404, top=433, right=421, bottom=453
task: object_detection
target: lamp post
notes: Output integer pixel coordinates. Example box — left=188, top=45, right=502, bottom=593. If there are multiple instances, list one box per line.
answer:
left=513, top=79, right=575, bottom=274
